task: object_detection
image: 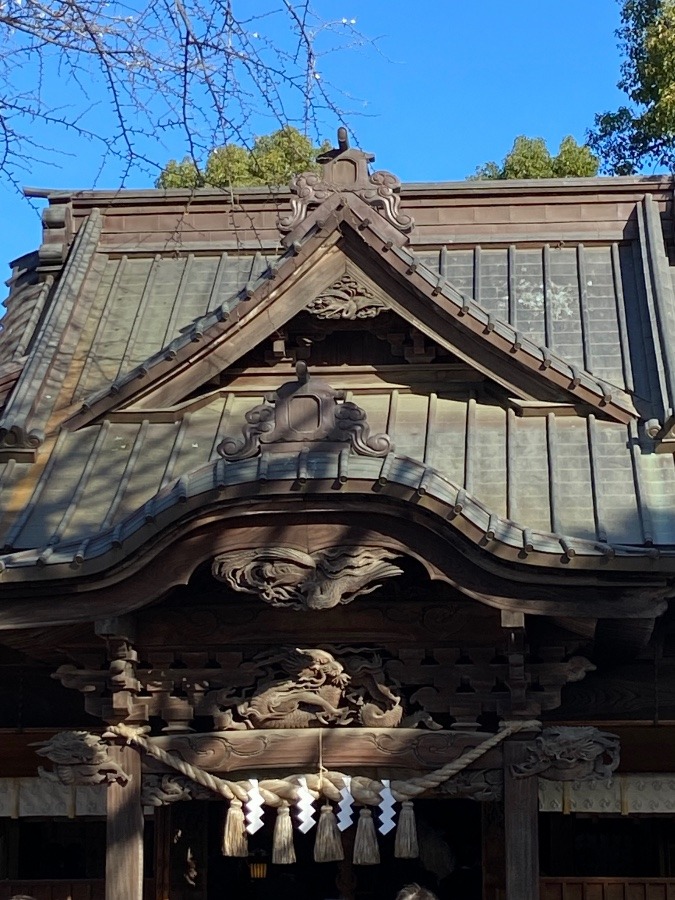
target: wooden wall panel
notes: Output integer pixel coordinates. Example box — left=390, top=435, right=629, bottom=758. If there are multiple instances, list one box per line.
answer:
left=540, top=880, right=675, bottom=900
left=0, top=880, right=154, bottom=899
left=0, top=881, right=104, bottom=899
left=606, top=886, right=626, bottom=900
left=586, top=886, right=606, bottom=900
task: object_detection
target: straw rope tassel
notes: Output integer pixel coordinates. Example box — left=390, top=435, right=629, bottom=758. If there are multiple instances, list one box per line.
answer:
left=222, top=798, right=248, bottom=857
left=353, top=808, right=380, bottom=865
left=314, top=804, right=344, bottom=863
left=272, top=802, right=296, bottom=865
left=394, top=800, right=419, bottom=859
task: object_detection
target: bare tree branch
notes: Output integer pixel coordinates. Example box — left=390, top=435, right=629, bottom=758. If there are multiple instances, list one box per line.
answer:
left=0, top=0, right=366, bottom=188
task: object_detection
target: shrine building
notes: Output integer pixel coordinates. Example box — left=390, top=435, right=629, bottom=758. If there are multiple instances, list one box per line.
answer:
left=3, top=131, right=675, bottom=899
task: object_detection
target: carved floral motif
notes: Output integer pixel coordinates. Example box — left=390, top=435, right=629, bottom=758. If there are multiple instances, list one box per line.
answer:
left=33, top=731, right=131, bottom=786
left=306, top=275, right=386, bottom=320
left=511, top=726, right=620, bottom=782
left=212, top=546, right=402, bottom=611
left=200, top=647, right=407, bottom=730
left=278, top=172, right=334, bottom=232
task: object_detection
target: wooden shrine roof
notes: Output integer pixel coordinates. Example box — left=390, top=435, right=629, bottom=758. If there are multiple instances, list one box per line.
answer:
left=2, top=139, right=675, bottom=613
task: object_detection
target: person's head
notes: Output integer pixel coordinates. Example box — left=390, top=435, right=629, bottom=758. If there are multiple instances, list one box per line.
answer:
left=395, top=885, right=438, bottom=900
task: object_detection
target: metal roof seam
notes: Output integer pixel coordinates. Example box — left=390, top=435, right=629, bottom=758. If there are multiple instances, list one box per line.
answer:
left=0, top=210, right=103, bottom=453
left=0, top=450, right=671, bottom=576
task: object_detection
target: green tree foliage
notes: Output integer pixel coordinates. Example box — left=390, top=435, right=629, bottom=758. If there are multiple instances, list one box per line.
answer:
left=588, top=0, right=675, bottom=173
left=472, top=136, right=599, bottom=180
left=156, top=127, right=330, bottom=189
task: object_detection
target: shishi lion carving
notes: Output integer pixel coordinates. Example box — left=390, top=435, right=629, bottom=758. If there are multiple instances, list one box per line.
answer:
left=33, top=730, right=130, bottom=786
left=212, top=546, right=403, bottom=610
left=201, top=647, right=411, bottom=730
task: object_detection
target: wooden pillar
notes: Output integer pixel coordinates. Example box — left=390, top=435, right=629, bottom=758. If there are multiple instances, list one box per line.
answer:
left=503, top=740, right=539, bottom=900
left=154, top=806, right=171, bottom=900
left=106, top=744, right=144, bottom=900
left=482, top=801, right=506, bottom=900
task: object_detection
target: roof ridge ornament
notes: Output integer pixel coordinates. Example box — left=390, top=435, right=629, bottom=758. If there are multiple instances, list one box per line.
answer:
left=217, top=362, right=392, bottom=460
left=278, top=128, right=413, bottom=234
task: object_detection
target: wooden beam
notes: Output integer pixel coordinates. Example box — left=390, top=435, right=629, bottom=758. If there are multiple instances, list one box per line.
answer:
left=106, top=744, right=144, bottom=900
left=503, top=740, right=539, bottom=900
left=145, top=728, right=504, bottom=774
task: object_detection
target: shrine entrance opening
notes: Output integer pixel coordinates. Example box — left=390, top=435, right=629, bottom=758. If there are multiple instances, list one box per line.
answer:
left=201, top=799, right=482, bottom=900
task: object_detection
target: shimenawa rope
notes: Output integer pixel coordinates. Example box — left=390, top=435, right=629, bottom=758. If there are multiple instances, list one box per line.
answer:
left=104, top=719, right=541, bottom=806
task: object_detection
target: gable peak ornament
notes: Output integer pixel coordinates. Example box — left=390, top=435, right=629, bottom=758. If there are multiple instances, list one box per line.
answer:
left=278, top=127, right=413, bottom=234
left=217, top=362, right=392, bottom=460
left=306, top=273, right=386, bottom=320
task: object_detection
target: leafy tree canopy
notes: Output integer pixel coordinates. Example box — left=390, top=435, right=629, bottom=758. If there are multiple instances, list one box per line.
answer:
left=588, top=0, right=675, bottom=173
left=156, top=127, right=330, bottom=189
left=472, top=136, right=599, bottom=180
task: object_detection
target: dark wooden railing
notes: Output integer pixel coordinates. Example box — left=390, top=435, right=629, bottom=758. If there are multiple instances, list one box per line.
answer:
left=0, top=880, right=155, bottom=899
left=4, top=877, right=675, bottom=900
left=0, top=881, right=105, bottom=900
left=540, top=878, right=675, bottom=899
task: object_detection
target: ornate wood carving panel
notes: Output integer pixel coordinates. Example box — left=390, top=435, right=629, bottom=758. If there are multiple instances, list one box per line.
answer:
left=212, top=546, right=402, bottom=610
left=54, top=637, right=594, bottom=732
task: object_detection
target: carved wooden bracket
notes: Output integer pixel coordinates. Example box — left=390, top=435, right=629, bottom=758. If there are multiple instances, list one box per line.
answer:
left=278, top=128, right=413, bottom=234
left=33, top=731, right=132, bottom=786
left=217, top=363, right=392, bottom=460
left=52, top=638, right=598, bottom=733
left=53, top=632, right=148, bottom=724
left=212, top=547, right=403, bottom=611
left=510, top=726, right=620, bottom=781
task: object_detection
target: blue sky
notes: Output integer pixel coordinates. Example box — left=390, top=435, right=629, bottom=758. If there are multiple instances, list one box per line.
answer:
left=2, top=0, right=626, bottom=273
